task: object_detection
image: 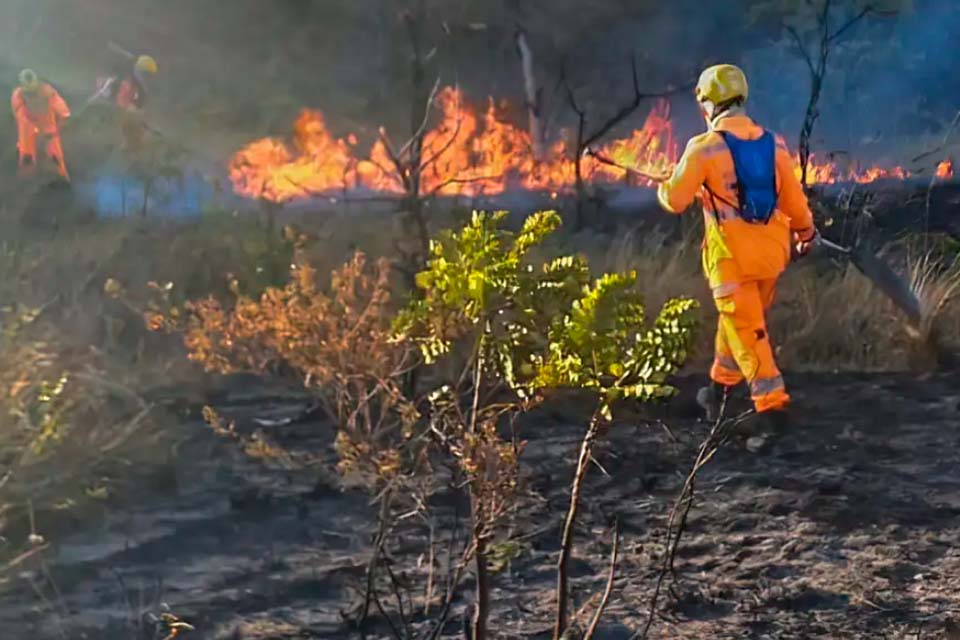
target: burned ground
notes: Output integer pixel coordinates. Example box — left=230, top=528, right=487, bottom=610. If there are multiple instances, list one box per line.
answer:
left=0, top=371, right=957, bottom=639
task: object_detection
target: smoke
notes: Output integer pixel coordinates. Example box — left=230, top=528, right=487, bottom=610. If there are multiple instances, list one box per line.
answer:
left=741, top=0, right=960, bottom=162
left=0, top=0, right=957, bottom=181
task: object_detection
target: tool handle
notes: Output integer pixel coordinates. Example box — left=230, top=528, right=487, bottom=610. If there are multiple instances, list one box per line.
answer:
left=108, top=41, right=136, bottom=60
left=817, top=237, right=852, bottom=254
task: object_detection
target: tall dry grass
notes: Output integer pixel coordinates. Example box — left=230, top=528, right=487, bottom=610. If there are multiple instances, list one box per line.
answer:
left=0, top=208, right=955, bottom=544
left=576, top=224, right=960, bottom=372
left=0, top=214, right=301, bottom=541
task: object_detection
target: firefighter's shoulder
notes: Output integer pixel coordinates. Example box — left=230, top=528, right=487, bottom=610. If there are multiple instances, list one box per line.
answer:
left=683, top=130, right=725, bottom=157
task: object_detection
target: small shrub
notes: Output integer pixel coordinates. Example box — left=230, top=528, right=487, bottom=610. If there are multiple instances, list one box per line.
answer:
left=397, top=210, right=697, bottom=639
left=153, top=237, right=420, bottom=488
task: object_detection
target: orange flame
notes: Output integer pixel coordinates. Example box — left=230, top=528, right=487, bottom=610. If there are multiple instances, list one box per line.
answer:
left=936, top=158, right=954, bottom=180
left=229, top=87, right=676, bottom=202
left=230, top=87, right=946, bottom=203
left=794, top=153, right=914, bottom=186
left=230, top=110, right=362, bottom=202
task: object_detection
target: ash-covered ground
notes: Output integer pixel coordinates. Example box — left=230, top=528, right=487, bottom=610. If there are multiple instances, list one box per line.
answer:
left=1, top=372, right=957, bottom=639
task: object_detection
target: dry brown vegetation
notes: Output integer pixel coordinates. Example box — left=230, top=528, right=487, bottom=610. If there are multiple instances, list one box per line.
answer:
left=0, top=206, right=955, bottom=517
left=0, top=199, right=957, bottom=638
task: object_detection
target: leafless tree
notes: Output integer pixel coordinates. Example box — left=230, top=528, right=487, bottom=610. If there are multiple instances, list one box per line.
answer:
left=782, top=1, right=896, bottom=185
left=563, top=58, right=688, bottom=230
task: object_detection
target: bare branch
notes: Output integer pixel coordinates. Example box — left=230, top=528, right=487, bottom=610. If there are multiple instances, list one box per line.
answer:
left=377, top=129, right=407, bottom=178
left=397, top=76, right=442, bottom=160
left=582, top=84, right=693, bottom=149
left=583, top=520, right=620, bottom=640
left=912, top=110, right=960, bottom=163
left=427, top=175, right=503, bottom=197
left=582, top=56, right=668, bottom=150
left=418, top=106, right=465, bottom=173
left=382, top=548, right=413, bottom=639
left=561, top=60, right=584, bottom=118
left=784, top=24, right=816, bottom=75
left=633, top=409, right=749, bottom=640
left=827, top=5, right=886, bottom=44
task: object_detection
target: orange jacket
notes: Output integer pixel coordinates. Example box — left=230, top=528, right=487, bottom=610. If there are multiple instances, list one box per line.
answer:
left=658, top=114, right=815, bottom=290
left=12, top=83, right=70, bottom=136
left=115, top=76, right=145, bottom=110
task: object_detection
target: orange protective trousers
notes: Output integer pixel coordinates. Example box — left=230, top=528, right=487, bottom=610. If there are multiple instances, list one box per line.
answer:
left=709, top=279, right=788, bottom=412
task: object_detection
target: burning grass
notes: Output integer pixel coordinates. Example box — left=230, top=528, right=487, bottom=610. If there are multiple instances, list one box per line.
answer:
left=230, top=88, right=678, bottom=202
left=228, top=87, right=954, bottom=205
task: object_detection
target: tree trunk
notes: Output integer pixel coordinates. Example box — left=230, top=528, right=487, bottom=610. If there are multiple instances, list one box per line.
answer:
left=516, top=28, right=543, bottom=160
left=798, top=71, right=824, bottom=189
left=472, top=503, right=490, bottom=640
left=554, top=410, right=602, bottom=639
left=468, top=334, right=490, bottom=640
left=573, top=113, right=587, bottom=231
left=404, top=2, right=431, bottom=263
left=358, top=491, right=393, bottom=631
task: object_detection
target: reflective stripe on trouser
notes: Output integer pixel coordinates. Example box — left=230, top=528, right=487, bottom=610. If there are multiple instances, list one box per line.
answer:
left=710, top=278, right=789, bottom=412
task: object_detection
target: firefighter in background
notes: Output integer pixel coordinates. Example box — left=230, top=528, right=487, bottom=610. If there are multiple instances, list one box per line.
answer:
left=93, top=54, right=158, bottom=150
left=11, top=69, right=71, bottom=180
left=656, top=64, right=819, bottom=442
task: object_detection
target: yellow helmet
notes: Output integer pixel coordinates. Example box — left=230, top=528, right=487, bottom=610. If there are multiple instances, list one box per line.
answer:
left=135, top=55, right=158, bottom=75
left=695, top=64, right=748, bottom=105
left=18, top=68, right=39, bottom=90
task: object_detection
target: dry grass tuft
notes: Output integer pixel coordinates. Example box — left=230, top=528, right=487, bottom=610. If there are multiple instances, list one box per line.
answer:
left=903, top=248, right=960, bottom=366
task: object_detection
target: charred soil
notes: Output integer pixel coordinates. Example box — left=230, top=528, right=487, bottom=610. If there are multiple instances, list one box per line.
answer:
left=0, top=372, right=957, bottom=639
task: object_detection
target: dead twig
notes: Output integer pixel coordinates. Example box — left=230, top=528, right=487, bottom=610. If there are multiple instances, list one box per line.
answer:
left=427, top=175, right=503, bottom=197
left=554, top=407, right=604, bottom=639
left=0, top=543, right=50, bottom=576
left=383, top=549, right=413, bottom=640
left=358, top=493, right=395, bottom=630
left=912, top=110, right=960, bottom=163
left=633, top=405, right=747, bottom=640
left=583, top=519, right=621, bottom=640
left=371, top=578, right=405, bottom=640
left=397, top=77, right=442, bottom=161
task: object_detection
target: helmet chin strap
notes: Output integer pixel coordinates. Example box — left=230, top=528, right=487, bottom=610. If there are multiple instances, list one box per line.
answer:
left=701, top=100, right=745, bottom=130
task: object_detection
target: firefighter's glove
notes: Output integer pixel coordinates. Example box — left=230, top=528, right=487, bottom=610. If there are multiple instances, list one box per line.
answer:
left=793, top=227, right=819, bottom=258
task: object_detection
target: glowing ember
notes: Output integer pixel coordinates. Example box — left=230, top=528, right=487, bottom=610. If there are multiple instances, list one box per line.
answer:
left=229, top=87, right=943, bottom=203
left=936, top=158, right=954, bottom=180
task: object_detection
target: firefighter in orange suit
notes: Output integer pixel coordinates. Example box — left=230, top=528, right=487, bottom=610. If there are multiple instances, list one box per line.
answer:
left=11, top=69, right=71, bottom=180
left=92, top=54, right=158, bottom=151
left=656, top=64, right=819, bottom=435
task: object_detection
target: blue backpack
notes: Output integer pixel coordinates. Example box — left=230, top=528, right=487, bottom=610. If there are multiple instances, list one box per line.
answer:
left=718, top=130, right=777, bottom=224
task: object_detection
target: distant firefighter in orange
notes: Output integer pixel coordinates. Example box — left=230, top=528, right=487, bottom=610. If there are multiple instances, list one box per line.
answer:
left=11, top=69, right=71, bottom=180
left=93, top=54, right=158, bottom=151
